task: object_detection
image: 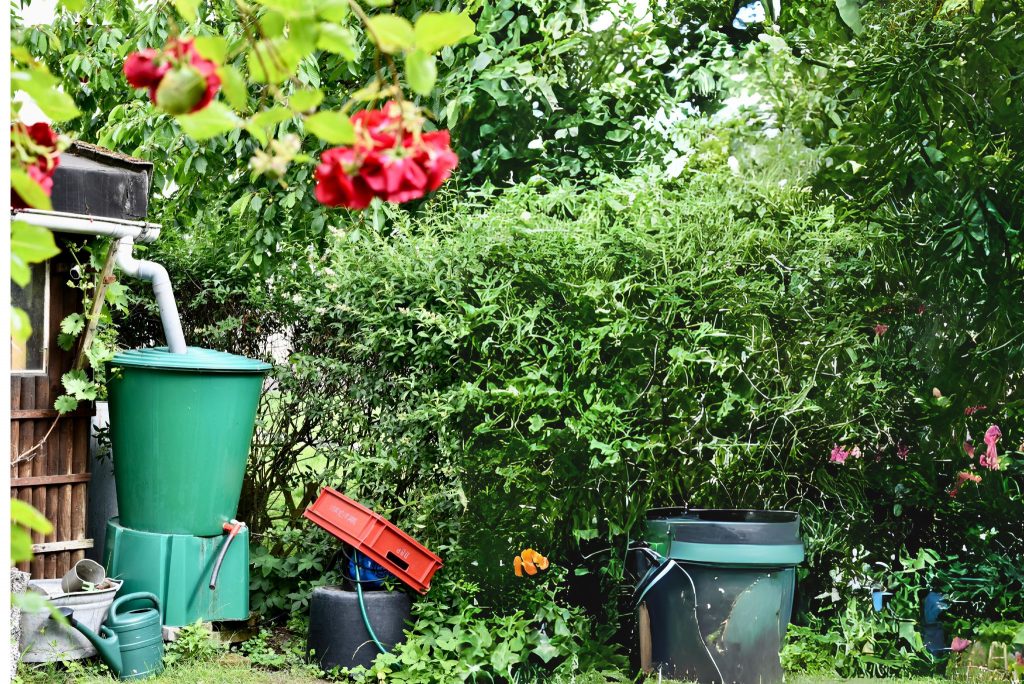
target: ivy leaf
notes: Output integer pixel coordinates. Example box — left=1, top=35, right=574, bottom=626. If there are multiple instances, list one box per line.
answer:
left=194, top=36, right=228, bottom=64
left=60, top=313, right=86, bottom=337
left=835, top=0, right=865, bottom=35
left=367, top=15, right=415, bottom=54
left=303, top=110, right=355, bottom=144
left=11, top=308, right=32, bottom=346
left=290, top=88, right=324, bottom=112
left=173, top=0, right=199, bottom=23
left=218, top=65, right=249, bottom=113
left=413, top=12, right=475, bottom=55
left=11, top=221, right=59, bottom=286
left=54, top=395, right=79, bottom=414
left=405, top=49, right=437, bottom=96
left=105, top=281, right=129, bottom=312
left=317, top=23, right=357, bottom=60
left=62, top=369, right=94, bottom=399
left=12, top=67, right=82, bottom=121
left=532, top=641, right=560, bottom=664
left=176, top=102, right=242, bottom=140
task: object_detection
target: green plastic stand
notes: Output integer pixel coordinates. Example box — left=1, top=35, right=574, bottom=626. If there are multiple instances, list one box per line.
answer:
left=103, top=518, right=249, bottom=627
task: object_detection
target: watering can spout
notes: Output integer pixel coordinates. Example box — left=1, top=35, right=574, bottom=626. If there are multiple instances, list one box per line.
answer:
left=55, top=607, right=124, bottom=676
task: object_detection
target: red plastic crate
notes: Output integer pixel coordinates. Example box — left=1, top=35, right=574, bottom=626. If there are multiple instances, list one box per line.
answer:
left=303, top=487, right=443, bottom=593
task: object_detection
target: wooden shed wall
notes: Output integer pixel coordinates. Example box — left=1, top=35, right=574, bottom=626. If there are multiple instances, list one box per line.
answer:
left=10, top=242, right=94, bottom=579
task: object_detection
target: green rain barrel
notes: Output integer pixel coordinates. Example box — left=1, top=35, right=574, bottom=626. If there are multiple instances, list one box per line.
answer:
left=633, top=508, right=804, bottom=684
left=107, top=347, right=271, bottom=536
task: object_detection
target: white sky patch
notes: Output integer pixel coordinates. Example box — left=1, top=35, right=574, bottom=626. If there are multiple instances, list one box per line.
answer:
left=14, top=0, right=58, bottom=124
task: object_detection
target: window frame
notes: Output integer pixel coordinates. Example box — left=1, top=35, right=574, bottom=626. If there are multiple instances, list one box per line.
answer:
left=11, top=260, right=51, bottom=376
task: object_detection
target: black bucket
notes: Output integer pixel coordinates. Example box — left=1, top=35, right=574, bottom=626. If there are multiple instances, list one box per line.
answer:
left=633, top=509, right=804, bottom=684
left=307, top=587, right=410, bottom=671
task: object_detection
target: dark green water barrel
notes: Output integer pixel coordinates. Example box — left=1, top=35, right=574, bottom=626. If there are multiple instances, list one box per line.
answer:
left=634, top=509, right=804, bottom=684
left=107, top=347, right=270, bottom=535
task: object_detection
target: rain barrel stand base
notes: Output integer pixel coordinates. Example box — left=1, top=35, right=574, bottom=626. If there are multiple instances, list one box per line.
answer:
left=104, top=518, right=249, bottom=627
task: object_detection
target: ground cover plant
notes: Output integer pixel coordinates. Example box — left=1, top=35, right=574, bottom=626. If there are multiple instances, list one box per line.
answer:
left=11, top=0, right=1024, bottom=681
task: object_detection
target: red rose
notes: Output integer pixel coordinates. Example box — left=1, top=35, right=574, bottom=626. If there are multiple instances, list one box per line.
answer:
left=363, top=150, right=429, bottom=204
left=25, top=122, right=59, bottom=149
left=124, top=38, right=220, bottom=113
left=314, top=147, right=375, bottom=209
left=313, top=102, right=458, bottom=209
left=352, top=103, right=403, bottom=150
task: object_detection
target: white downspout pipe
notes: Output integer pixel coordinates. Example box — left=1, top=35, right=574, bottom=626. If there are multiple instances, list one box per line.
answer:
left=114, top=236, right=187, bottom=354
left=12, top=209, right=187, bottom=354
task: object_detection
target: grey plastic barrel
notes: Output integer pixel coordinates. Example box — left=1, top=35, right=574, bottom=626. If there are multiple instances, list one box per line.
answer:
left=633, top=509, right=804, bottom=684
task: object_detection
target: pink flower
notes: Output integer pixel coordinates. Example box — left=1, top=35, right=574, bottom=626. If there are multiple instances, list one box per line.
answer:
left=1015, top=651, right=1023, bottom=666
left=850, top=446, right=862, bottom=459
left=980, top=425, right=1001, bottom=470
left=897, top=444, right=909, bottom=460
left=874, top=324, right=889, bottom=336
left=829, top=445, right=850, bottom=464
left=964, top=404, right=987, bottom=416
left=951, top=470, right=982, bottom=495
left=950, top=637, right=972, bottom=653
left=964, top=441, right=975, bottom=458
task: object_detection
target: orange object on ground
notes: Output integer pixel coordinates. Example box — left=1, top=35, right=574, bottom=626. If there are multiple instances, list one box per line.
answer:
left=512, top=548, right=549, bottom=577
left=304, top=487, right=443, bottom=593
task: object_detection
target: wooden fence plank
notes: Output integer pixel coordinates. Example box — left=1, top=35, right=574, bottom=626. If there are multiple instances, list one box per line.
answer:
left=32, top=539, right=94, bottom=553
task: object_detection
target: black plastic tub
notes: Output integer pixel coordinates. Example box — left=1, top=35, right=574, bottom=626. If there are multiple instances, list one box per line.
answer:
left=633, top=509, right=804, bottom=684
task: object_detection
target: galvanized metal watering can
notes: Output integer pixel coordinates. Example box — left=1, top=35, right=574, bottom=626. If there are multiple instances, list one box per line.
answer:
left=56, top=592, right=164, bottom=680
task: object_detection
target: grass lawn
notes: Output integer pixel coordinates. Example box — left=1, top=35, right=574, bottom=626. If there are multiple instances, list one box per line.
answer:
left=16, top=655, right=324, bottom=684
left=17, top=656, right=958, bottom=684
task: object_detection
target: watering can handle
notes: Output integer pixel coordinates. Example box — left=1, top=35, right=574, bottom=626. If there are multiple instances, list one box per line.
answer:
left=108, top=592, right=161, bottom=625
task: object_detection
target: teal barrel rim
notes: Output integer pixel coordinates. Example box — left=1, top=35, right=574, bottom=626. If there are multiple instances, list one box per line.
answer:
left=110, top=346, right=272, bottom=373
left=643, top=508, right=805, bottom=567
left=107, top=347, right=271, bottom=536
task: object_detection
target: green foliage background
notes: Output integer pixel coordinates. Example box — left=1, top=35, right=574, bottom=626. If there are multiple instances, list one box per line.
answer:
left=31, top=0, right=1024, bottom=679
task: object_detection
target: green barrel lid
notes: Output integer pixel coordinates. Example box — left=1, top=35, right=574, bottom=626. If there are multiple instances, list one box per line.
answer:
left=110, top=346, right=272, bottom=373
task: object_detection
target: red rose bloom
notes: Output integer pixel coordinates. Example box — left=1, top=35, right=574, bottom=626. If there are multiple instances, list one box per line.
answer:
left=314, top=102, right=459, bottom=209
left=351, top=103, right=403, bottom=150
left=25, top=122, right=59, bottom=150
left=314, top=147, right=375, bottom=209
left=124, top=38, right=220, bottom=113
left=124, top=48, right=169, bottom=99
left=360, top=147, right=429, bottom=204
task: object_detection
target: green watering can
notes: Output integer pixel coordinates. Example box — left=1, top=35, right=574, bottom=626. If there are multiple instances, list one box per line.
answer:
left=56, top=592, right=164, bottom=680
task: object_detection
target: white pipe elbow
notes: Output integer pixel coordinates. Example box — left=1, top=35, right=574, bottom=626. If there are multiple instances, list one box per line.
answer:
left=115, top=237, right=188, bottom=354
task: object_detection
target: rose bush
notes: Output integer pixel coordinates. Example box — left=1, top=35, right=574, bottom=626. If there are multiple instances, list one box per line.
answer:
left=314, top=102, right=458, bottom=208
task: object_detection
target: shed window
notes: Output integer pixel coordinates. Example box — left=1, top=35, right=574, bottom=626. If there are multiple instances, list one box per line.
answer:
left=11, top=261, right=49, bottom=373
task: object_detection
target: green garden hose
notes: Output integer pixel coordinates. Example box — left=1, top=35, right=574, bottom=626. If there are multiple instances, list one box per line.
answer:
left=353, top=550, right=389, bottom=654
